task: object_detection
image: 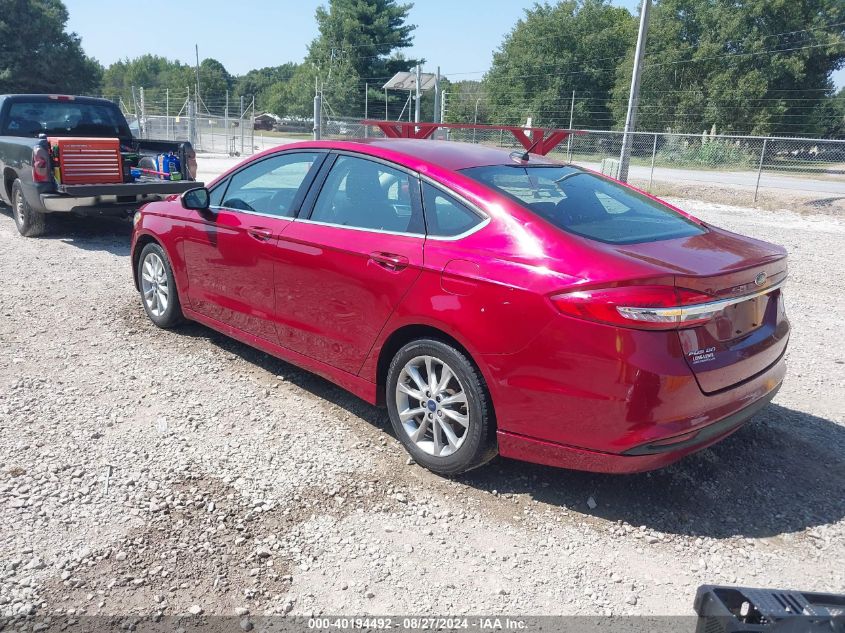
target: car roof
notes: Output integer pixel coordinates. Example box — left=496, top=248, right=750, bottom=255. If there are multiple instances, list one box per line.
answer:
left=272, top=138, right=563, bottom=172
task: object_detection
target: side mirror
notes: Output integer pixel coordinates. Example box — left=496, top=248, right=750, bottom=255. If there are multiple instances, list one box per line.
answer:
left=182, top=187, right=210, bottom=211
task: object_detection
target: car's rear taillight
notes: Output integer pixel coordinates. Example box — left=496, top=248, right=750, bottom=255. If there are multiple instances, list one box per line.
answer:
left=32, top=146, right=51, bottom=183
left=550, top=285, right=717, bottom=330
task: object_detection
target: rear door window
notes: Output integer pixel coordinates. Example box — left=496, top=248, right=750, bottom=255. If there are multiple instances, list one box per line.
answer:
left=461, top=165, right=705, bottom=245
left=421, top=183, right=484, bottom=237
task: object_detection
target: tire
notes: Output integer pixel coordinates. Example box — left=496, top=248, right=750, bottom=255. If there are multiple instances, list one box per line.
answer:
left=12, top=180, right=48, bottom=237
left=137, top=242, right=183, bottom=328
left=386, top=338, right=497, bottom=476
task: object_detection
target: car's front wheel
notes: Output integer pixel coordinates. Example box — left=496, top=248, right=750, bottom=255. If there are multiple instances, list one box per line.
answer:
left=137, top=242, right=183, bottom=328
left=386, top=339, right=497, bottom=475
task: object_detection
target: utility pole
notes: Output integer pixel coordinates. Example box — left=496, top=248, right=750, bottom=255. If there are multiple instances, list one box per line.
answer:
left=618, top=0, right=651, bottom=182
left=194, top=44, right=201, bottom=114
left=414, top=64, right=422, bottom=124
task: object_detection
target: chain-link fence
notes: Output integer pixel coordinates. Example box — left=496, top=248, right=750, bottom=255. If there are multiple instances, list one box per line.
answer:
left=114, top=83, right=844, bottom=203
left=114, top=88, right=257, bottom=156
left=319, top=119, right=845, bottom=203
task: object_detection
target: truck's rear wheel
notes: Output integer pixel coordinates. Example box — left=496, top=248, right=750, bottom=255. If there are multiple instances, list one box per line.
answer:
left=12, top=179, right=47, bottom=237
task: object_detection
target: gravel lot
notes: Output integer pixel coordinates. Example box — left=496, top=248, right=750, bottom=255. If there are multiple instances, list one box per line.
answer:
left=1, top=157, right=843, bottom=619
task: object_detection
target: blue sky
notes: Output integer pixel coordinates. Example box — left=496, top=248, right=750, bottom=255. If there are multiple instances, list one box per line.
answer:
left=65, top=0, right=843, bottom=88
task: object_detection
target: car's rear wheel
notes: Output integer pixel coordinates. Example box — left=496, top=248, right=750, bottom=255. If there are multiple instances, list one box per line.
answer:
left=138, top=242, right=183, bottom=328
left=12, top=179, right=47, bottom=237
left=386, top=339, right=497, bottom=475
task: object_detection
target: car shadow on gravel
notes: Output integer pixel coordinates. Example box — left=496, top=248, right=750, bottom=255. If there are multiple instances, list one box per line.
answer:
left=173, top=321, right=391, bottom=427
left=151, top=311, right=844, bottom=541
left=458, top=403, right=845, bottom=540
left=0, top=204, right=132, bottom=255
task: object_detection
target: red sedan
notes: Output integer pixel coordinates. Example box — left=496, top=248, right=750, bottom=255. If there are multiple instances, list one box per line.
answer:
left=130, top=138, right=788, bottom=476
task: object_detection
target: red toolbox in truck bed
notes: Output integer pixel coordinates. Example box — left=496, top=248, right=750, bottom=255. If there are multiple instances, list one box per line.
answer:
left=48, top=137, right=123, bottom=185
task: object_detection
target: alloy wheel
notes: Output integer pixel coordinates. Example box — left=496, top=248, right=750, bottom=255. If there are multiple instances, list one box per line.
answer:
left=394, top=355, right=470, bottom=457
left=14, top=189, right=26, bottom=227
left=140, top=252, right=169, bottom=317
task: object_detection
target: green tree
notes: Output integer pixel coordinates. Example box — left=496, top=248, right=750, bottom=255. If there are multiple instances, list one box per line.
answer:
left=814, top=87, right=845, bottom=138
left=198, top=58, right=233, bottom=107
left=234, top=63, right=300, bottom=110
left=444, top=80, right=489, bottom=124
left=305, top=0, right=422, bottom=116
left=101, top=55, right=192, bottom=98
left=610, top=0, right=845, bottom=135
left=100, top=55, right=236, bottom=114
left=483, top=0, right=636, bottom=128
left=0, top=0, right=102, bottom=94
left=265, top=64, right=321, bottom=118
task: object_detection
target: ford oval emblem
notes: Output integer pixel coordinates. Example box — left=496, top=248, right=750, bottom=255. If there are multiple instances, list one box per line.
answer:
left=754, top=272, right=767, bottom=287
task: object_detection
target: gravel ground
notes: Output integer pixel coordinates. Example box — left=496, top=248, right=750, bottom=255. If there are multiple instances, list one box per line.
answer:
left=1, top=159, right=843, bottom=619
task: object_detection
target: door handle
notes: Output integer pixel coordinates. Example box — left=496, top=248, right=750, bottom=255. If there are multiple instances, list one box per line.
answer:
left=248, top=227, right=273, bottom=241
left=369, top=251, right=409, bottom=271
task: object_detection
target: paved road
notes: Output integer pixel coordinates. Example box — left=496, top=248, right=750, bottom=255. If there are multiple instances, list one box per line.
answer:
left=578, top=161, right=845, bottom=197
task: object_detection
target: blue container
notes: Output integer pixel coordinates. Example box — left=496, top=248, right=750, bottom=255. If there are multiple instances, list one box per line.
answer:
left=155, top=153, right=181, bottom=180
left=166, top=153, right=181, bottom=180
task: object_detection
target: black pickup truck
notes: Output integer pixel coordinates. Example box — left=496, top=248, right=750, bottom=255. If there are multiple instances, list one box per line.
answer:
left=0, top=94, right=202, bottom=237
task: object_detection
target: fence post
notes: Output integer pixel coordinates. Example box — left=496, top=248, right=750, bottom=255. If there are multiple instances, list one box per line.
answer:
left=165, top=88, right=170, bottom=140
left=188, top=98, right=196, bottom=147
left=131, top=86, right=140, bottom=135
left=433, top=67, right=441, bottom=125
left=566, top=90, right=575, bottom=160
left=364, top=82, right=368, bottom=139
left=224, top=91, right=229, bottom=154
left=648, top=132, right=658, bottom=192
left=754, top=138, right=768, bottom=204
left=240, top=95, right=245, bottom=155
left=139, top=87, right=146, bottom=138
left=313, top=91, right=322, bottom=140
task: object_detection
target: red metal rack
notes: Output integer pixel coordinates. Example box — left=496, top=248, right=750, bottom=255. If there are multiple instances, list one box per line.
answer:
left=360, top=120, right=582, bottom=156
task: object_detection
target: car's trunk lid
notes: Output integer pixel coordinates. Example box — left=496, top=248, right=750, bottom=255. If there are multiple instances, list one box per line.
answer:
left=613, top=227, right=789, bottom=393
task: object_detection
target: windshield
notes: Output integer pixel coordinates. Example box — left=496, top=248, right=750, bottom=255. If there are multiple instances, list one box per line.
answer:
left=2, top=100, right=131, bottom=139
left=461, top=164, right=705, bottom=245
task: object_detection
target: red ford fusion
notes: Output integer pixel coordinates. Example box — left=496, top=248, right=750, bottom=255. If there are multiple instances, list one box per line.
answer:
left=130, top=137, right=788, bottom=476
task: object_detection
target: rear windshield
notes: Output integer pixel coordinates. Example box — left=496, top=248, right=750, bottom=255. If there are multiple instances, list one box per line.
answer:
left=2, top=100, right=131, bottom=139
left=461, top=165, right=705, bottom=244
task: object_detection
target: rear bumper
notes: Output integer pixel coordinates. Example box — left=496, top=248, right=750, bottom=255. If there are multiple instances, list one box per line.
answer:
left=40, top=193, right=164, bottom=213
left=37, top=181, right=201, bottom=214
left=498, top=377, right=782, bottom=473
left=484, top=311, right=788, bottom=473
